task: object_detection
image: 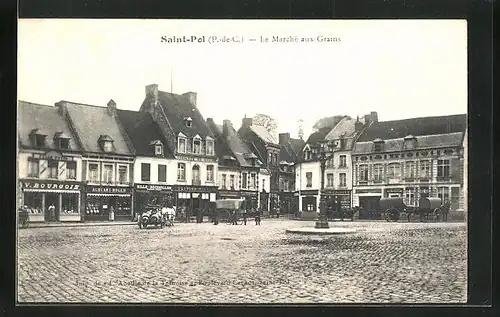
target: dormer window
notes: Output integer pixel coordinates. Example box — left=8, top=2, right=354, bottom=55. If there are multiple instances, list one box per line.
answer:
left=193, top=135, right=202, bottom=154
left=206, top=137, right=214, bottom=156
left=98, top=135, right=114, bottom=153
left=177, top=133, right=187, bottom=153
left=53, top=132, right=70, bottom=150
left=184, top=117, right=193, bottom=128
left=404, top=135, right=417, bottom=150
left=150, top=140, right=164, bottom=156
left=373, top=138, right=384, bottom=153
left=29, top=129, right=47, bottom=148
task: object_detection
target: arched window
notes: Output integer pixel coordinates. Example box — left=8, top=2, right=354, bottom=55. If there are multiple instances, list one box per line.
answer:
left=192, top=164, right=200, bottom=184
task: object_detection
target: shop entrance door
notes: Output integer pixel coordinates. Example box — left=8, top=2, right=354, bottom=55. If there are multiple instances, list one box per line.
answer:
left=45, top=193, right=59, bottom=222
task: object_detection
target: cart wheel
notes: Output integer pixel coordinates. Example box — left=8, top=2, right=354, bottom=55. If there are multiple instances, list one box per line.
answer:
left=386, top=208, right=398, bottom=222
left=434, top=208, right=441, bottom=222
left=236, top=217, right=244, bottom=225
left=143, top=223, right=147, bottom=229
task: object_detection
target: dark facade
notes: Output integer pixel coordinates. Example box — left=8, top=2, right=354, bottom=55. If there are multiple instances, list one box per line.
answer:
left=278, top=132, right=305, bottom=214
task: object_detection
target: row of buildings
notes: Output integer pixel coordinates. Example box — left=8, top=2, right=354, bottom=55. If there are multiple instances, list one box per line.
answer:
left=17, top=84, right=467, bottom=222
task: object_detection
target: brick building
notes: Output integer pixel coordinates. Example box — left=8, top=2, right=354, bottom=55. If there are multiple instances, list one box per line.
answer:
left=18, top=101, right=84, bottom=223
left=237, top=117, right=280, bottom=214
left=352, top=114, right=467, bottom=220
left=139, top=84, right=218, bottom=215
left=206, top=119, right=263, bottom=208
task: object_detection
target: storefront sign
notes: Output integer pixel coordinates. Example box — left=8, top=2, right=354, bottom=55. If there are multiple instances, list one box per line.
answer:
left=87, top=186, right=132, bottom=194
left=322, top=189, right=351, bottom=195
left=176, top=155, right=218, bottom=163
left=135, top=184, right=173, bottom=192
left=297, top=190, right=319, bottom=196
left=173, top=185, right=217, bottom=193
left=386, top=188, right=403, bottom=194
left=241, top=191, right=258, bottom=197
left=355, top=189, right=382, bottom=194
left=32, top=151, right=77, bottom=162
left=218, top=190, right=241, bottom=198
left=21, top=179, right=81, bottom=191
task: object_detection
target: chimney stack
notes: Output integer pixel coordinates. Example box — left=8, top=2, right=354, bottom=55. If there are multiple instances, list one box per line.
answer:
left=55, top=101, right=69, bottom=116
left=107, top=99, right=117, bottom=117
left=183, top=92, right=197, bottom=107
left=223, top=119, right=232, bottom=137
left=364, top=114, right=371, bottom=125
left=279, top=132, right=290, bottom=145
left=242, top=117, right=253, bottom=129
left=370, top=111, right=378, bottom=123
left=146, top=84, right=159, bottom=100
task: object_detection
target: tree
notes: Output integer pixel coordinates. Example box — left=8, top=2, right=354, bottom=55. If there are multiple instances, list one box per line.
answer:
left=253, top=113, right=278, bottom=134
left=312, top=115, right=346, bottom=131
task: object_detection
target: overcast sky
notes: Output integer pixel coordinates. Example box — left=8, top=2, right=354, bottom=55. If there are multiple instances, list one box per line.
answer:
left=18, top=19, right=467, bottom=140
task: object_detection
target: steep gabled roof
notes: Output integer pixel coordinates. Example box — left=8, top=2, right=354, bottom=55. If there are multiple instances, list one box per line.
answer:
left=62, top=101, right=133, bottom=155
left=148, top=91, right=214, bottom=139
left=357, top=114, right=467, bottom=142
left=18, top=101, right=81, bottom=151
left=117, top=109, right=174, bottom=158
left=249, top=125, right=277, bottom=145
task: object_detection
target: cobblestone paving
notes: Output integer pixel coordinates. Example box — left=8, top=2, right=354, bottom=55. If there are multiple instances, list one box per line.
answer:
left=17, top=220, right=467, bottom=303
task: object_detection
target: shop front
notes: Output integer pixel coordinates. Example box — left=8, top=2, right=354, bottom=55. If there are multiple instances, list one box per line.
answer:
left=134, top=184, right=175, bottom=218
left=354, top=188, right=383, bottom=220
left=173, top=185, right=218, bottom=220
left=241, top=190, right=258, bottom=209
left=20, top=179, right=82, bottom=222
left=279, top=192, right=296, bottom=214
left=84, top=185, right=133, bottom=221
left=259, top=190, right=269, bottom=214
left=269, top=192, right=279, bottom=213
left=218, top=190, right=241, bottom=200
left=299, top=189, right=319, bottom=219
left=322, top=189, right=352, bottom=219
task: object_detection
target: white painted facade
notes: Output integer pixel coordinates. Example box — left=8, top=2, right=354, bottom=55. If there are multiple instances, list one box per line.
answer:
left=295, top=161, right=321, bottom=212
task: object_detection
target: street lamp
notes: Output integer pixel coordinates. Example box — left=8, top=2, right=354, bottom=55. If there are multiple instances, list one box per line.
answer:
left=315, top=140, right=333, bottom=229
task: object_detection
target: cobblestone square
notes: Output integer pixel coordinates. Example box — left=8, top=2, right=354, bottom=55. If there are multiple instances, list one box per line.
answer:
left=17, top=220, right=467, bottom=303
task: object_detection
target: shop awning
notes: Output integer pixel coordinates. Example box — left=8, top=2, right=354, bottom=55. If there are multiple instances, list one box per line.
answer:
left=87, top=193, right=131, bottom=197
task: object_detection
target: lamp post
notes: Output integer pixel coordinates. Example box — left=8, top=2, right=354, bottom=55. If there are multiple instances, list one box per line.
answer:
left=315, top=140, right=333, bottom=229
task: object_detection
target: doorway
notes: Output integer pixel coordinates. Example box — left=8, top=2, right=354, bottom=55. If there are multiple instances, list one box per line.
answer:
left=358, top=196, right=381, bottom=220
left=45, top=193, right=59, bottom=222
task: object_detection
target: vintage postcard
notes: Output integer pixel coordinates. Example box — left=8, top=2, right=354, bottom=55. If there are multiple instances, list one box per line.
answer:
left=17, top=19, right=467, bottom=304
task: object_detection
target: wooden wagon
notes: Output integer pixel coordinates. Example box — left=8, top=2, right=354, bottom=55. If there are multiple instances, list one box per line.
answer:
left=418, top=197, right=444, bottom=222
left=214, top=198, right=248, bottom=225
left=379, top=197, right=406, bottom=222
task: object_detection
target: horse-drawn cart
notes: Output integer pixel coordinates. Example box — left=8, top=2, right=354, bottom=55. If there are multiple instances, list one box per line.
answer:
left=214, top=198, right=247, bottom=225
left=380, top=196, right=448, bottom=222
left=418, top=197, right=443, bottom=222
left=380, top=197, right=406, bottom=222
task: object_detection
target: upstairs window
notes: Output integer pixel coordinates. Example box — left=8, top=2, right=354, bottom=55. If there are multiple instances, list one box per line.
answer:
left=103, top=164, right=114, bottom=184
left=405, top=161, right=416, bottom=179
left=206, top=165, right=214, bottom=182
left=54, top=132, right=70, bottom=150
left=221, top=174, right=227, bottom=189
left=242, top=172, right=248, bottom=189
left=178, top=138, right=186, bottom=153
left=48, top=160, right=58, bottom=179
left=437, top=159, right=450, bottom=178
left=29, top=129, right=47, bottom=148
left=327, top=173, right=334, bottom=187
left=98, top=135, right=114, bottom=153
left=283, top=179, right=289, bottom=191
left=158, top=164, right=167, bottom=182
left=373, top=139, right=384, bottom=152
left=339, top=155, right=347, bottom=168
left=27, top=158, right=39, bottom=178
left=206, top=140, right=214, bottom=156
left=118, top=165, right=128, bottom=184
left=88, top=163, right=99, bottom=183
left=177, top=163, right=186, bottom=181
left=229, top=175, right=235, bottom=189
left=184, top=117, right=193, bottom=128
left=141, top=163, right=151, bottom=182
left=388, top=163, right=401, bottom=179
left=250, top=173, right=257, bottom=189
left=358, top=164, right=368, bottom=182
left=373, top=164, right=384, bottom=182
left=420, top=160, right=431, bottom=178
left=66, top=161, right=77, bottom=180
left=304, top=150, right=311, bottom=160
left=339, top=173, right=347, bottom=187
left=306, top=172, right=312, bottom=187
left=155, top=144, right=163, bottom=156
left=193, top=139, right=201, bottom=154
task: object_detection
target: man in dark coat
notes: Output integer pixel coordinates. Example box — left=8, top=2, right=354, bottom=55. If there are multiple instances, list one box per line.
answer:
left=255, top=208, right=261, bottom=226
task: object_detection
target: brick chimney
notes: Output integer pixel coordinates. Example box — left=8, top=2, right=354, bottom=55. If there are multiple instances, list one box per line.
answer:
left=146, top=84, right=159, bottom=99
left=364, top=114, right=371, bottom=125
left=223, top=119, right=232, bottom=137
left=354, top=115, right=363, bottom=131
left=370, top=111, right=378, bottom=123
left=107, top=99, right=117, bottom=117
left=242, top=117, right=253, bottom=129
left=183, top=92, right=197, bottom=107
left=279, top=132, right=290, bottom=145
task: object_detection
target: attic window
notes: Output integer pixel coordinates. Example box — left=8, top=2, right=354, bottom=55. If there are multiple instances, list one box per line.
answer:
left=29, top=129, right=47, bottom=147
left=184, top=117, right=193, bottom=128
left=373, top=138, right=384, bottom=152
left=98, top=135, right=114, bottom=153
left=404, top=135, right=417, bottom=150
left=155, top=144, right=163, bottom=155
left=53, top=132, right=70, bottom=150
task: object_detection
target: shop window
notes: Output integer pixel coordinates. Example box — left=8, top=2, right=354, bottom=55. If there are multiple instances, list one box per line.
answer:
left=437, top=159, right=450, bottom=179
left=327, top=174, right=334, bottom=187
left=437, top=187, right=450, bottom=204
left=62, top=194, right=78, bottom=214
left=306, top=172, right=312, bottom=188
left=88, top=163, right=99, bottom=183
left=242, top=172, right=248, bottom=189
left=178, top=138, right=186, bottom=153
left=103, top=164, right=114, bottom=184
left=177, top=163, right=186, bottom=181
left=158, top=164, right=167, bottom=182
left=420, top=160, right=431, bottom=179
left=66, top=161, right=77, bottom=180
left=339, top=173, right=347, bottom=187
left=206, top=140, right=214, bottom=156
left=250, top=173, right=257, bottom=189
left=48, top=160, right=58, bottom=179
left=373, top=164, right=384, bottom=182
left=118, top=165, right=128, bottom=184
left=141, top=163, right=151, bottom=182
left=388, top=163, right=401, bottom=179
left=23, top=192, right=43, bottom=214
left=116, top=197, right=131, bottom=217
left=302, top=196, right=316, bottom=211
left=206, top=165, right=214, bottom=182
left=221, top=174, right=227, bottom=189
left=339, top=155, right=347, bottom=168
left=229, top=175, right=235, bottom=189
left=27, top=158, right=39, bottom=178
left=359, top=164, right=368, bottom=182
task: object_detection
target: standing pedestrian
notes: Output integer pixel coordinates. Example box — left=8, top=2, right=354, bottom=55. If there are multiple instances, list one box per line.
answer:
left=48, top=203, right=56, bottom=222
left=255, top=208, right=261, bottom=226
